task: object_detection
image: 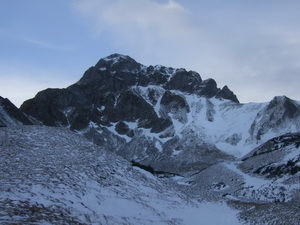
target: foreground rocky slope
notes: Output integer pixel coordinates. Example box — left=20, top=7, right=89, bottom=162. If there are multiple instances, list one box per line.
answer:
left=0, top=126, right=239, bottom=224
left=1, top=125, right=300, bottom=224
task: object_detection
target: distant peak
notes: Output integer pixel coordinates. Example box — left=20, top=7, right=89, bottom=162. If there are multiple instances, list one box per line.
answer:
left=268, top=96, right=289, bottom=107
left=271, top=95, right=289, bottom=102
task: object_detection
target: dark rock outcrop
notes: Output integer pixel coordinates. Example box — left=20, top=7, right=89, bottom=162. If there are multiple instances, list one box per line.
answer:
left=198, top=78, right=219, bottom=97
left=20, top=89, right=74, bottom=126
left=165, top=69, right=202, bottom=94
left=0, top=96, right=33, bottom=127
left=216, top=85, right=239, bottom=103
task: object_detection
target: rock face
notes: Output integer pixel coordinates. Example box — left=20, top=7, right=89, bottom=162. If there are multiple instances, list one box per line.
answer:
left=216, top=85, right=239, bottom=102
left=20, top=54, right=300, bottom=175
left=0, top=96, right=33, bottom=127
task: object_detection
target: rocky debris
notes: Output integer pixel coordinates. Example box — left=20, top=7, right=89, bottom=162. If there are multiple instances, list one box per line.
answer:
left=0, top=126, right=240, bottom=224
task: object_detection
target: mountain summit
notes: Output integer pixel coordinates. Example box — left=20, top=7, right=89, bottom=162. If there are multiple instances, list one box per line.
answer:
left=77, top=53, right=239, bottom=102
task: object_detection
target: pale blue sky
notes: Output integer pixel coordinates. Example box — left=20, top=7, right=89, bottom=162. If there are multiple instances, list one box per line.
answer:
left=1, top=0, right=300, bottom=106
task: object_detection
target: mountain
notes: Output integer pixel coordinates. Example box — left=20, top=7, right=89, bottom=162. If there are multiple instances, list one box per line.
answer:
left=0, top=96, right=33, bottom=127
left=20, top=54, right=300, bottom=174
left=2, top=53, right=300, bottom=224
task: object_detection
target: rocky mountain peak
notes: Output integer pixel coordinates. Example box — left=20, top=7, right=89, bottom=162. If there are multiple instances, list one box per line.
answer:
left=268, top=96, right=289, bottom=108
left=248, top=95, right=300, bottom=141
left=267, top=95, right=300, bottom=119
left=75, top=54, right=238, bottom=102
left=95, top=53, right=143, bottom=72
left=216, top=85, right=239, bottom=103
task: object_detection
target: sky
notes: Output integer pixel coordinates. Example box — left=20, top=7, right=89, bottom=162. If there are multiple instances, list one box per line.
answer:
left=1, top=0, right=300, bottom=107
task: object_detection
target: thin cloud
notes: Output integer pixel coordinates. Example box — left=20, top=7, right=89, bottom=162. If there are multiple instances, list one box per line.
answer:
left=72, top=0, right=300, bottom=102
left=22, top=37, right=71, bottom=51
left=0, top=66, right=72, bottom=107
left=0, top=28, right=73, bottom=51
left=73, top=0, right=190, bottom=40
left=72, top=0, right=228, bottom=68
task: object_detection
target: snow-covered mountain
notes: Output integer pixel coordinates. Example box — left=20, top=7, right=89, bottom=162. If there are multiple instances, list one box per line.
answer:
left=2, top=53, right=300, bottom=224
left=20, top=54, right=300, bottom=174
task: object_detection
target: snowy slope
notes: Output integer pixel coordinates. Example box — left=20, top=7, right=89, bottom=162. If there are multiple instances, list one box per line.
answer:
left=0, top=126, right=240, bottom=225
left=126, top=90, right=299, bottom=158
